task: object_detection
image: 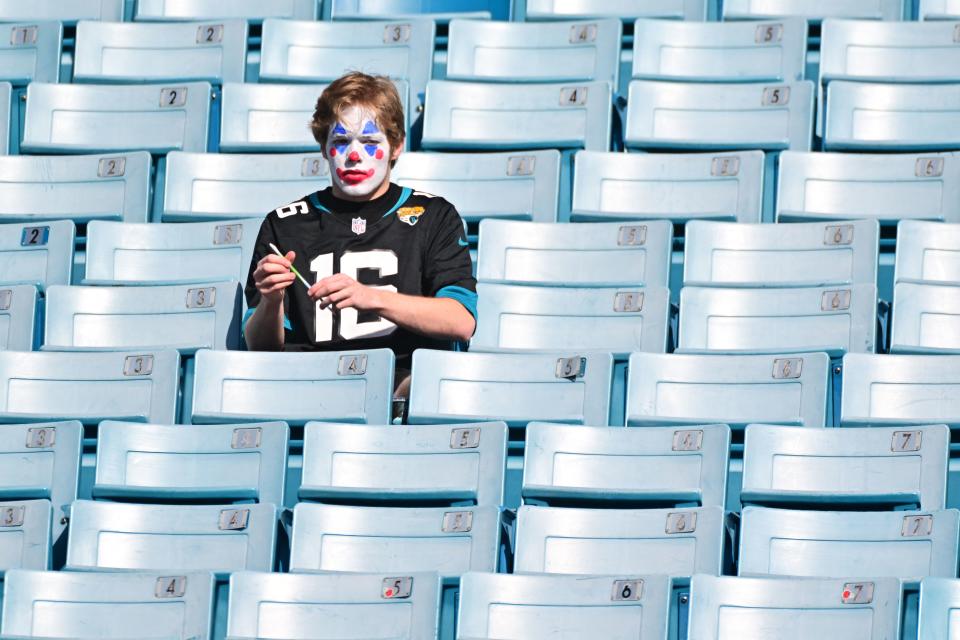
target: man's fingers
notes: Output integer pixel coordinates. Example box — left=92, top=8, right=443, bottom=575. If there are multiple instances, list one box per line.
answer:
left=259, top=253, right=291, bottom=270
left=258, top=273, right=295, bottom=288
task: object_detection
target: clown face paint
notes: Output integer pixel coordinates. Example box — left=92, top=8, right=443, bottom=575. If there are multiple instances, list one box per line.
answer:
left=326, top=106, right=392, bottom=199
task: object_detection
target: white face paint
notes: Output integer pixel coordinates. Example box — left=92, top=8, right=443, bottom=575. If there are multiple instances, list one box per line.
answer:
left=325, top=105, right=392, bottom=200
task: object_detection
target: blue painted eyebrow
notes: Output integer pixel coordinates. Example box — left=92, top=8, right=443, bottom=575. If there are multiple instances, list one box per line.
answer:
left=361, top=120, right=381, bottom=135
left=332, top=123, right=348, bottom=135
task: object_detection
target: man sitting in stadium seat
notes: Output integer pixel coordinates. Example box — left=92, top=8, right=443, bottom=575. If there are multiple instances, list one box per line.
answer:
left=244, top=71, right=477, bottom=396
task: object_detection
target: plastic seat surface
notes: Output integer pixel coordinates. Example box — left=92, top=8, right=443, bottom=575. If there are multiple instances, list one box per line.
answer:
left=0, top=22, right=62, bottom=85
left=0, top=0, right=122, bottom=24
left=0, top=220, right=75, bottom=291
left=0, top=285, right=38, bottom=351
left=894, top=220, right=960, bottom=284
left=330, top=0, right=504, bottom=21
left=0, top=82, right=10, bottom=155
left=891, top=282, right=960, bottom=354
left=135, top=0, right=318, bottom=22
left=917, top=577, right=960, bottom=640
left=921, top=0, right=960, bottom=18
left=0, top=500, right=52, bottom=574
left=524, top=0, right=708, bottom=20
left=723, top=0, right=905, bottom=21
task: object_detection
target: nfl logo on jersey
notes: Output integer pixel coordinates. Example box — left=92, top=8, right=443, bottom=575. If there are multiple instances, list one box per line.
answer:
left=351, top=217, right=367, bottom=235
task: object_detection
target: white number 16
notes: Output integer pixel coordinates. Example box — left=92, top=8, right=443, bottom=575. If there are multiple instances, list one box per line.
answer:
left=310, top=250, right=398, bottom=342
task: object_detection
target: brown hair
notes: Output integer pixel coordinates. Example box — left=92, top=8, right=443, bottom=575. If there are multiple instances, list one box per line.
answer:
left=311, top=71, right=406, bottom=164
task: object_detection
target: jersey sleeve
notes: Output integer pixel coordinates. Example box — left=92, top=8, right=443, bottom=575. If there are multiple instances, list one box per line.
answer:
left=422, top=200, right=478, bottom=320
left=243, top=215, right=292, bottom=334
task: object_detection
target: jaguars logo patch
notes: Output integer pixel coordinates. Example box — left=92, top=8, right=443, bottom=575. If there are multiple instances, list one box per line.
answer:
left=397, top=206, right=425, bottom=226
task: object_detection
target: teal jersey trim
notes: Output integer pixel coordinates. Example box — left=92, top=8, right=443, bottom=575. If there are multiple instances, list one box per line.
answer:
left=436, top=285, right=478, bottom=321
left=242, top=307, right=292, bottom=332
left=383, top=187, right=413, bottom=218
left=309, top=192, right=329, bottom=213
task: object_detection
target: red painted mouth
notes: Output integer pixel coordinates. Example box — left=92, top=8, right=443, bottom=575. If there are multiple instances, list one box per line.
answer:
left=336, top=168, right=375, bottom=185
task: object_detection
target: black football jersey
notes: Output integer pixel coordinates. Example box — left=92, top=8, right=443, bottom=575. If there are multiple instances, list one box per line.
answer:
left=245, top=183, right=477, bottom=369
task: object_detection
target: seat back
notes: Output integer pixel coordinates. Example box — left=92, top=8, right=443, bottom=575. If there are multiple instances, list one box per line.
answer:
left=921, top=0, right=960, bottom=19
left=0, top=500, right=52, bottom=574
left=891, top=282, right=960, bottom=353
left=0, top=81, right=10, bottom=155
left=0, top=0, right=121, bottom=23
left=0, top=22, right=62, bottom=85
left=918, top=577, right=960, bottom=640
left=525, top=0, right=708, bottom=20
left=330, top=0, right=507, bottom=20
left=894, top=220, right=960, bottom=284
left=0, top=285, right=38, bottom=351
left=0, top=220, right=75, bottom=291
left=135, top=0, right=318, bottom=21
left=723, top=0, right=905, bottom=21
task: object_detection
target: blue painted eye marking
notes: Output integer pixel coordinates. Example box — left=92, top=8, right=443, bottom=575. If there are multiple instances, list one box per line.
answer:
left=361, top=120, right=380, bottom=135
left=335, top=143, right=348, bottom=155
left=364, top=144, right=379, bottom=157
left=332, top=123, right=348, bottom=135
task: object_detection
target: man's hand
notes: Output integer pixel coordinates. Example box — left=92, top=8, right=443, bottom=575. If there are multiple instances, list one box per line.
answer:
left=309, top=273, right=384, bottom=311
left=252, top=251, right=296, bottom=305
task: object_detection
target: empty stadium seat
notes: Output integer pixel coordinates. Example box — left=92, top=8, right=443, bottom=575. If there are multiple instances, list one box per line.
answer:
left=0, top=349, right=179, bottom=425
left=0, top=22, right=62, bottom=85
left=457, top=572, right=672, bottom=640
left=477, top=219, right=673, bottom=287
left=678, top=284, right=878, bottom=356
left=330, top=0, right=506, bottom=20
left=524, top=0, right=708, bottom=20
left=0, top=153, right=152, bottom=226
left=0, top=285, right=38, bottom=351
left=921, top=0, right=960, bottom=19
left=23, top=82, right=212, bottom=155
left=300, top=421, right=507, bottom=506
left=227, top=571, right=443, bottom=640
left=0, top=0, right=122, bottom=24
left=44, top=282, right=242, bottom=353
left=776, top=151, right=960, bottom=223
left=522, top=422, right=730, bottom=508
left=160, top=150, right=330, bottom=222
left=918, top=577, right=960, bottom=640
left=723, top=0, right=905, bottom=21
left=135, top=0, right=318, bottom=22
left=73, top=19, right=248, bottom=84
left=841, top=353, right=960, bottom=427
left=633, top=18, right=807, bottom=82
left=571, top=150, right=765, bottom=223
left=421, top=80, right=611, bottom=151
left=739, top=506, right=960, bottom=581
left=625, top=81, right=814, bottom=151
left=515, top=505, right=725, bottom=576
left=0, top=81, right=9, bottom=155
left=891, top=282, right=960, bottom=353
left=626, top=352, right=830, bottom=428
left=94, top=421, right=289, bottom=505
left=408, top=350, right=613, bottom=426
left=894, top=220, right=960, bottom=284
left=683, top=219, right=879, bottom=287
left=289, top=503, right=500, bottom=580
left=688, top=574, right=903, bottom=640
left=446, top=19, right=621, bottom=85
left=0, top=421, right=81, bottom=541
left=1, top=569, right=216, bottom=639
left=85, top=219, right=259, bottom=286
left=0, top=500, right=51, bottom=574
left=741, top=424, right=949, bottom=510
left=0, top=220, right=75, bottom=290
left=187, top=348, right=394, bottom=425
left=66, top=500, right=277, bottom=575
left=473, top=283, right=670, bottom=356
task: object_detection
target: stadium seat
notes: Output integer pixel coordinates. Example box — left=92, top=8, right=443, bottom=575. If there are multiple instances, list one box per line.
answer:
left=921, top=0, right=960, bottom=19
left=393, top=151, right=561, bottom=224
left=683, top=219, right=879, bottom=287
left=0, top=153, right=151, bottom=225
left=22, top=82, right=211, bottom=154
left=841, top=353, right=960, bottom=427
left=0, top=220, right=75, bottom=291
left=94, top=421, right=289, bottom=505
left=678, top=284, right=878, bottom=356
left=1, top=569, right=216, bottom=639
left=407, top=349, right=613, bottom=427
left=473, top=283, right=670, bottom=356
left=571, top=150, right=765, bottom=223
left=85, top=219, right=259, bottom=286
left=0, top=22, right=62, bottom=85
left=446, top=18, right=621, bottom=85
left=135, top=0, right=318, bottom=22
left=632, top=18, right=807, bottom=82
left=160, top=150, right=329, bottom=222
left=824, top=82, right=960, bottom=151
left=44, top=282, right=242, bottom=353
left=522, top=422, right=730, bottom=508
left=227, top=570, right=443, bottom=640
left=626, top=352, right=830, bottom=428
left=289, top=503, right=500, bottom=580
left=66, top=500, right=277, bottom=575
left=524, top=0, right=708, bottom=20
left=894, top=220, right=960, bottom=284
left=688, top=574, right=903, bottom=640
left=0, top=81, right=9, bottom=155
left=626, top=80, right=814, bottom=151
left=918, top=577, right=960, bottom=640
left=330, top=0, right=506, bottom=21
left=0, top=421, right=81, bottom=541
left=741, top=424, right=949, bottom=510
left=0, top=500, right=51, bottom=574
left=891, top=282, right=960, bottom=353
left=0, top=0, right=122, bottom=24
left=776, top=151, right=960, bottom=223
left=477, top=219, right=673, bottom=287
left=300, top=421, right=507, bottom=506
left=723, top=0, right=905, bottom=21
left=0, top=285, right=38, bottom=351
left=0, top=349, right=179, bottom=425
left=188, top=348, right=394, bottom=425
left=739, top=506, right=960, bottom=581
left=514, top=505, right=725, bottom=576
left=421, top=80, right=612, bottom=151
left=457, top=572, right=672, bottom=640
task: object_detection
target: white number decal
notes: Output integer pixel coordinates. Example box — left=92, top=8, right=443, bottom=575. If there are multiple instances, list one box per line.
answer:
left=310, top=250, right=398, bottom=342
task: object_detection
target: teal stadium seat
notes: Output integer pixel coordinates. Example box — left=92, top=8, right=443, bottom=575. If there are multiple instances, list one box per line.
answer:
left=0, top=153, right=151, bottom=225
left=330, top=0, right=507, bottom=21
left=0, top=81, right=10, bottom=155
left=524, top=0, right=708, bottom=20
left=741, top=424, right=949, bottom=510
left=0, top=500, right=52, bottom=574
left=0, top=285, right=38, bottom=351
left=0, top=349, right=179, bottom=425
left=918, top=577, right=960, bottom=640
left=300, top=421, right=507, bottom=506
left=477, top=219, right=673, bottom=287
left=457, top=572, right=672, bottom=640
left=627, top=352, right=830, bottom=428
left=134, top=0, right=318, bottom=22
left=66, top=500, right=277, bottom=576
left=0, top=220, right=75, bottom=291
left=94, top=421, right=289, bottom=505
left=188, top=348, right=395, bottom=425
left=0, top=22, right=62, bottom=85
left=739, top=506, right=960, bottom=581
left=22, top=82, right=212, bottom=154
left=723, top=0, right=905, bottom=21
left=891, top=282, right=960, bottom=354
left=522, top=422, right=730, bottom=508
left=571, top=150, right=765, bottom=223
left=894, top=220, right=960, bottom=284
left=921, top=0, right=960, bottom=19
left=227, top=571, right=443, bottom=640
left=0, top=0, right=122, bottom=24
left=514, top=505, right=725, bottom=576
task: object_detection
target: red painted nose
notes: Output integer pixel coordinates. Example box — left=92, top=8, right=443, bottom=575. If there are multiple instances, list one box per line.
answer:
left=348, top=150, right=361, bottom=162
